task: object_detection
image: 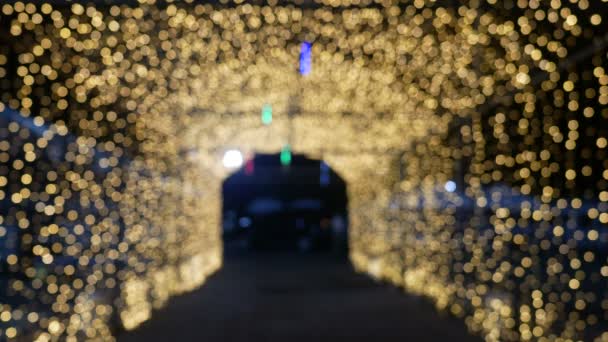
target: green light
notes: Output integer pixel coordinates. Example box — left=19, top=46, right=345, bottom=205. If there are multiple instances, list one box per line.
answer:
left=280, top=144, right=292, bottom=166
left=262, top=103, right=272, bottom=125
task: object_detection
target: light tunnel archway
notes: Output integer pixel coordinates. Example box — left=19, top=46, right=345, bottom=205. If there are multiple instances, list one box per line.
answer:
left=0, top=1, right=608, bottom=341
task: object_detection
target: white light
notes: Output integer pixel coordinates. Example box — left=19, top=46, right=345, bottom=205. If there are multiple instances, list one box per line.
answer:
left=444, top=180, right=456, bottom=193
left=223, top=149, right=243, bottom=168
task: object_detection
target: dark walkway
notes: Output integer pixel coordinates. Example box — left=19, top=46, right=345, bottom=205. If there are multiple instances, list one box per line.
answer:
left=119, top=251, right=481, bottom=342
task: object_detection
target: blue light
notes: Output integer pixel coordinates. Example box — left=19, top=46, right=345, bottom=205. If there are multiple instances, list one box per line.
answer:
left=299, top=41, right=312, bottom=76
left=444, top=180, right=457, bottom=193
left=320, top=161, right=329, bottom=171
left=239, top=217, right=252, bottom=228
left=320, top=161, right=330, bottom=186
left=320, top=174, right=330, bottom=187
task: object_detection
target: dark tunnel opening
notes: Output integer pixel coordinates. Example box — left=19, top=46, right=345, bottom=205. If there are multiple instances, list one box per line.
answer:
left=222, top=153, right=348, bottom=254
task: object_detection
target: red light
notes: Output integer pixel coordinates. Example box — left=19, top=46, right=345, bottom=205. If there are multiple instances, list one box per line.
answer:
left=245, top=159, right=254, bottom=175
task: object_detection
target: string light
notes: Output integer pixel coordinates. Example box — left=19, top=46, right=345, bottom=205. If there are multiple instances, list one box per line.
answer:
left=0, top=1, right=606, bottom=341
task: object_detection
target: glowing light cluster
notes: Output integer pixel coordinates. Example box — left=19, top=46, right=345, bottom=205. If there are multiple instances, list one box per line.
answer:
left=0, top=1, right=607, bottom=341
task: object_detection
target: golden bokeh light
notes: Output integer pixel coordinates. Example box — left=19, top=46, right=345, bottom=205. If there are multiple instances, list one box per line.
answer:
left=0, top=0, right=607, bottom=341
